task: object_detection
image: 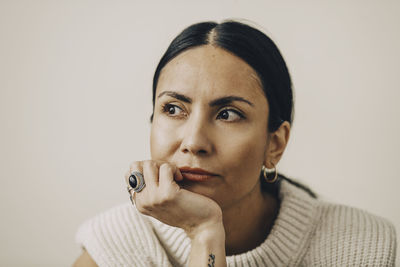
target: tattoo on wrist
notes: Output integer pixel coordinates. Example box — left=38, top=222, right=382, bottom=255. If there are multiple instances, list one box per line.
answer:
left=208, top=253, right=215, bottom=267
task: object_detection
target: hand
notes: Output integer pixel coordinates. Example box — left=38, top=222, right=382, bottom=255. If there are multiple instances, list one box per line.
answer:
left=125, top=160, right=223, bottom=238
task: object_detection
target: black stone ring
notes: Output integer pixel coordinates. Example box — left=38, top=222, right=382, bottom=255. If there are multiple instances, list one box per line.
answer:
left=128, top=171, right=146, bottom=193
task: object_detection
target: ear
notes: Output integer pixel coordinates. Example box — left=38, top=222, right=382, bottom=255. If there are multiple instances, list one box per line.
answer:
left=264, top=121, right=291, bottom=168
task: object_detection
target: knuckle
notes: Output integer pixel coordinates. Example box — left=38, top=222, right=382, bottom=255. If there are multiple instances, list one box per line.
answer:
left=129, top=161, right=141, bottom=170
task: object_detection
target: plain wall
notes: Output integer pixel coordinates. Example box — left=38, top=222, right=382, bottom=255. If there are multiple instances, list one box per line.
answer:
left=0, top=0, right=399, bottom=266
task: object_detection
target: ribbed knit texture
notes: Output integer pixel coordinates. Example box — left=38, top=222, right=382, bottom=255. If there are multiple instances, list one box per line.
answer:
left=75, top=180, right=397, bottom=266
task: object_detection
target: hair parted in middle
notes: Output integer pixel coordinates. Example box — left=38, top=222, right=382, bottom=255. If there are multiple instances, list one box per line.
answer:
left=149, top=20, right=316, bottom=198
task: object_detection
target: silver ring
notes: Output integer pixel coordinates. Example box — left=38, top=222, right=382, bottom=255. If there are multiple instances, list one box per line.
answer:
left=128, top=171, right=146, bottom=193
left=126, top=186, right=134, bottom=194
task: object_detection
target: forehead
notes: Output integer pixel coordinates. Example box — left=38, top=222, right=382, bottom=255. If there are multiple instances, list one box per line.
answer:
left=157, top=45, right=266, bottom=102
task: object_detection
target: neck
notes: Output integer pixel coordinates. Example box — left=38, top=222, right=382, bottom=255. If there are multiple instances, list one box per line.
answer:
left=222, top=181, right=279, bottom=256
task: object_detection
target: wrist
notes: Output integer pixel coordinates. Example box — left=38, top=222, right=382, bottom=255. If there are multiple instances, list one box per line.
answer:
left=188, top=221, right=225, bottom=242
left=188, top=222, right=227, bottom=267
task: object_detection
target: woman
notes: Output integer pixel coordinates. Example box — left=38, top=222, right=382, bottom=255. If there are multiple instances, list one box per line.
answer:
left=73, top=20, right=396, bottom=266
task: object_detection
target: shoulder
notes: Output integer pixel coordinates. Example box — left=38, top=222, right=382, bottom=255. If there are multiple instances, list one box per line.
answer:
left=73, top=249, right=98, bottom=267
left=307, top=200, right=397, bottom=266
left=75, top=202, right=171, bottom=266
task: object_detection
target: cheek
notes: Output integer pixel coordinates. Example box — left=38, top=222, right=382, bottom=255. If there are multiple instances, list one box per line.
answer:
left=225, top=136, right=265, bottom=168
left=150, top=119, right=177, bottom=160
left=219, top=129, right=266, bottom=183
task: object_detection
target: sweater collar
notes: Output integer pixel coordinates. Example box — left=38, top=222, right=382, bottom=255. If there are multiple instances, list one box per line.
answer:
left=225, top=179, right=320, bottom=266
left=149, top=179, right=320, bottom=266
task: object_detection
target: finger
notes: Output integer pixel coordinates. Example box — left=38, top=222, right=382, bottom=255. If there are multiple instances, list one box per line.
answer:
left=159, top=162, right=182, bottom=189
left=125, top=161, right=143, bottom=186
left=127, top=162, right=148, bottom=209
left=142, top=160, right=160, bottom=188
left=174, top=166, right=183, bottom=182
left=131, top=191, right=137, bottom=205
left=148, top=159, right=183, bottom=182
left=125, top=162, right=143, bottom=205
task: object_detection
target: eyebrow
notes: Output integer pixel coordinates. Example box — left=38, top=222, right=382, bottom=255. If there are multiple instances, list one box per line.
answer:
left=157, top=91, right=254, bottom=107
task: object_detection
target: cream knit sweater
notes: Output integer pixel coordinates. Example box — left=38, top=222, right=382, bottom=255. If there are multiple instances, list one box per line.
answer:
left=75, top=179, right=397, bottom=266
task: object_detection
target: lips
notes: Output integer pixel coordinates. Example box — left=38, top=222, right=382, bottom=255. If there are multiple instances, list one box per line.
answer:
left=178, top=167, right=219, bottom=182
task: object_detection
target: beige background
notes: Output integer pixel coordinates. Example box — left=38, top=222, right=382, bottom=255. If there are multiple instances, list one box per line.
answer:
left=0, top=0, right=399, bottom=266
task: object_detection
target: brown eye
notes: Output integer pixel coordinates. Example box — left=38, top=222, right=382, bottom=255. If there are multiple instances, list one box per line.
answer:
left=167, top=106, right=175, bottom=114
left=216, top=109, right=244, bottom=122
left=162, top=104, right=184, bottom=116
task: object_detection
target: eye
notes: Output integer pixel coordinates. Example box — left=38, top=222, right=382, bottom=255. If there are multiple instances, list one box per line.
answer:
left=216, top=109, right=244, bottom=122
left=162, top=103, right=185, bottom=117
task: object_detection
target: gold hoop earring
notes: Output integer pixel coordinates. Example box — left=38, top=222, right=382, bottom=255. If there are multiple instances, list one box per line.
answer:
left=262, top=163, right=278, bottom=183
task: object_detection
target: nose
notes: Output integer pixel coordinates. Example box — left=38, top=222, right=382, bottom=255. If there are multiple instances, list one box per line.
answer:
left=179, top=112, right=213, bottom=156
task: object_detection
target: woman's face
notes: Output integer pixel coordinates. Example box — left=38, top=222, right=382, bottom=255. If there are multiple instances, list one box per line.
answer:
left=150, top=45, right=270, bottom=209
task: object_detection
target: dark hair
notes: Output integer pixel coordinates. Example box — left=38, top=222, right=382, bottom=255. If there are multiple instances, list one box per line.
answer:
left=150, top=20, right=315, bottom=198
